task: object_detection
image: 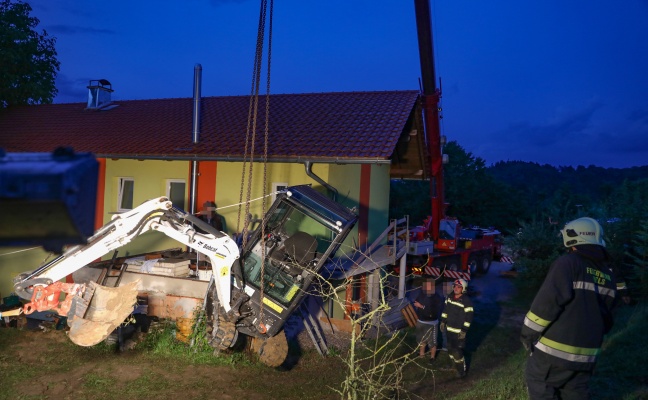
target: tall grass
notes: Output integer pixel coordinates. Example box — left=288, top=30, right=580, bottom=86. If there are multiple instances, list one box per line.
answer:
left=139, top=318, right=251, bottom=366
left=590, top=302, right=648, bottom=400
left=440, top=301, right=647, bottom=400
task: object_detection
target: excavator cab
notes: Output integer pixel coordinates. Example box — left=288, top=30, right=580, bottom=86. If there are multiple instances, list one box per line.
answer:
left=234, top=185, right=357, bottom=339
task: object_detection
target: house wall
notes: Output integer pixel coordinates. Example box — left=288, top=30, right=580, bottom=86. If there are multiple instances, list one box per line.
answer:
left=327, top=163, right=391, bottom=320
left=0, top=159, right=391, bottom=308
left=100, top=159, right=191, bottom=259
left=213, top=161, right=380, bottom=249
left=368, top=164, right=391, bottom=243
left=213, top=161, right=326, bottom=235
left=0, top=247, right=49, bottom=300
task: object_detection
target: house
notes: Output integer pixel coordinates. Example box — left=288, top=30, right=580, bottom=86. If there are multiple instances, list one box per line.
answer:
left=0, top=84, right=429, bottom=320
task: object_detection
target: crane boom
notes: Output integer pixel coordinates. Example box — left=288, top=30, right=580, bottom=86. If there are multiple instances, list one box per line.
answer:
left=398, top=0, right=504, bottom=281
left=414, top=0, right=445, bottom=242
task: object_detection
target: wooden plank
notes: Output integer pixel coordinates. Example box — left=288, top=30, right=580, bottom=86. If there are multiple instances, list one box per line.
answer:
left=401, top=303, right=417, bottom=327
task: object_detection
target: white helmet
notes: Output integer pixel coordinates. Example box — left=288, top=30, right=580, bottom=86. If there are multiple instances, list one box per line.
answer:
left=453, top=278, right=468, bottom=294
left=561, top=217, right=605, bottom=248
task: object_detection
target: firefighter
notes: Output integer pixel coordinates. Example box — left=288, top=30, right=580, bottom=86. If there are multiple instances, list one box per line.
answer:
left=521, top=217, right=618, bottom=399
left=440, top=278, right=473, bottom=378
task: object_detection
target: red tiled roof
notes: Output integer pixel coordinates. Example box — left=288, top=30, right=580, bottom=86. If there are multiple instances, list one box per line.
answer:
left=0, top=91, right=419, bottom=163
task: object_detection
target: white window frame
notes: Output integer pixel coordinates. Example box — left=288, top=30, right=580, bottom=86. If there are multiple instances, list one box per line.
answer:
left=272, top=182, right=289, bottom=203
left=166, top=179, right=186, bottom=210
left=117, top=177, right=135, bottom=212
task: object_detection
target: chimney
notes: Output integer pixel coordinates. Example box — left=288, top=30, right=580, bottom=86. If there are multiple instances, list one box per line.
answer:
left=86, top=79, right=113, bottom=109
left=192, top=64, right=202, bottom=144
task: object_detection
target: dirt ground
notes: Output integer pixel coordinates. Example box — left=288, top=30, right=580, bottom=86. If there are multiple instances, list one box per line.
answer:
left=1, top=263, right=524, bottom=400
left=1, top=328, right=501, bottom=400
left=3, top=326, right=342, bottom=400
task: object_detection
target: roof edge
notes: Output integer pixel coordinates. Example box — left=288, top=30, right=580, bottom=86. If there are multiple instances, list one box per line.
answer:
left=97, top=154, right=392, bottom=165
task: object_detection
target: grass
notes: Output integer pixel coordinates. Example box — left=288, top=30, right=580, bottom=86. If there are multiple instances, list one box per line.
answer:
left=436, top=300, right=647, bottom=400
left=590, top=301, right=648, bottom=400
left=0, top=300, right=645, bottom=400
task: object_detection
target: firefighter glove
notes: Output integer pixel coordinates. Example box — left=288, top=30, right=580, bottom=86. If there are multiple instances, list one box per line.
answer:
left=458, top=331, right=466, bottom=341
left=520, top=335, right=537, bottom=355
left=440, top=322, right=446, bottom=332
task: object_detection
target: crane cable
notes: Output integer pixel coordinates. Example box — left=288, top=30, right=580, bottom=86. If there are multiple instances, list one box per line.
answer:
left=235, top=0, right=273, bottom=331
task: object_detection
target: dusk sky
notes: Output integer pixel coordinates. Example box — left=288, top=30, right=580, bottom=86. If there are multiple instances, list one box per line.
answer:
left=28, top=0, right=648, bottom=169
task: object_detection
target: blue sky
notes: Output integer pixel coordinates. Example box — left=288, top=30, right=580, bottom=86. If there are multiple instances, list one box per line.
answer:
left=28, top=0, right=648, bottom=169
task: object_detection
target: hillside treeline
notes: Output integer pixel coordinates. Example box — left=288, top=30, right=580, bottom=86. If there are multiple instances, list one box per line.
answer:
left=390, top=141, right=648, bottom=299
left=390, top=140, right=648, bottom=234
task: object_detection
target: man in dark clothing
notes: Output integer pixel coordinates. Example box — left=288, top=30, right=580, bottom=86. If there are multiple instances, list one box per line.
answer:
left=413, top=279, right=443, bottom=363
left=198, top=201, right=224, bottom=232
left=440, top=278, right=473, bottom=378
left=521, top=217, right=618, bottom=400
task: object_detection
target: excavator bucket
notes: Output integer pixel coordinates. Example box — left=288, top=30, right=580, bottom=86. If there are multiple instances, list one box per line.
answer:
left=67, top=280, right=139, bottom=347
left=250, top=331, right=288, bottom=367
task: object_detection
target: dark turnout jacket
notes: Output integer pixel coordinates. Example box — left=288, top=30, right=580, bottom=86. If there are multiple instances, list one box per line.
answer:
left=521, top=244, right=617, bottom=371
left=441, top=293, right=474, bottom=334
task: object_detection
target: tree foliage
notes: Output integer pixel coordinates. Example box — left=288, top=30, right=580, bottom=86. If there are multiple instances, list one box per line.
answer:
left=504, top=217, right=564, bottom=300
left=389, top=141, right=526, bottom=232
left=0, top=0, right=59, bottom=108
left=443, top=141, right=525, bottom=230
left=625, top=220, right=648, bottom=299
left=390, top=143, right=648, bottom=298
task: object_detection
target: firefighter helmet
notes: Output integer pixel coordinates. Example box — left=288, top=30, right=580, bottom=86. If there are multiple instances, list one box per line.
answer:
left=561, top=217, right=605, bottom=248
left=453, top=278, right=468, bottom=294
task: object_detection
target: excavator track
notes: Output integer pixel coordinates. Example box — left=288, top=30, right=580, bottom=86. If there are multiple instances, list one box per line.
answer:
left=210, top=319, right=238, bottom=350
left=205, top=282, right=238, bottom=351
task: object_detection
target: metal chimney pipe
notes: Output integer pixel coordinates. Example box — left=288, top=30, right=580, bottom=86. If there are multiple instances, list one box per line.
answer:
left=192, top=63, right=202, bottom=144
left=189, top=64, right=202, bottom=215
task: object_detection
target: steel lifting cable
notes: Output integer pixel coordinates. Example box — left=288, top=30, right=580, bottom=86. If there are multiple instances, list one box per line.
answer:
left=235, top=0, right=273, bottom=331
left=236, top=0, right=272, bottom=246
left=258, top=0, right=273, bottom=330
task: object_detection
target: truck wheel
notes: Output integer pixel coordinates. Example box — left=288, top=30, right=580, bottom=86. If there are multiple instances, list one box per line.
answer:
left=478, top=256, right=492, bottom=274
left=446, top=258, right=460, bottom=271
left=467, top=256, right=478, bottom=276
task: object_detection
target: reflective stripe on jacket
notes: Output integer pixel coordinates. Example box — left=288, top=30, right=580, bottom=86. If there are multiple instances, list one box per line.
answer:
left=521, top=246, right=617, bottom=371
left=441, top=294, right=473, bottom=334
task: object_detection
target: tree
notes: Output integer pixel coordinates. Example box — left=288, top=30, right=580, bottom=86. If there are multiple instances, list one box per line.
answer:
left=317, top=260, right=428, bottom=400
left=625, top=219, right=648, bottom=300
left=443, top=141, right=525, bottom=231
left=0, top=0, right=59, bottom=108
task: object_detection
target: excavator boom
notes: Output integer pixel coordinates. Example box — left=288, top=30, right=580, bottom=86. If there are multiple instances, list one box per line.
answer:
left=13, top=196, right=240, bottom=347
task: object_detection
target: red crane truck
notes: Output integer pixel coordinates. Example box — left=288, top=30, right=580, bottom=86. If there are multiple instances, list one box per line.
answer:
left=402, top=0, right=503, bottom=281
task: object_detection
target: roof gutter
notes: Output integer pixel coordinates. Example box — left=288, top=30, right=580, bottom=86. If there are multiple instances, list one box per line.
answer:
left=304, top=161, right=337, bottom=201
left=95, top=154, right=392, bottom=165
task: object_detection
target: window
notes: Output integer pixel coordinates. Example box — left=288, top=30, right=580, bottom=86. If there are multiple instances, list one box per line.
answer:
left=117, top=178, right=134, bottom=211
left=166, top=179, right=186, bottom=210
left=272, top=182, right=288, bottom=203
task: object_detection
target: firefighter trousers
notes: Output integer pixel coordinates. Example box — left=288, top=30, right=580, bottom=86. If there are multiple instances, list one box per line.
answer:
left=446, top=334, right=466, bottom=376
left=525, top=351, right=592, bottom=400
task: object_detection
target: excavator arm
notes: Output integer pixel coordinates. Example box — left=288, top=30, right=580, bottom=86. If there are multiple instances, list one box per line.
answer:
left=13, top=196, right=240, bottom=346
left=12, top=186, right=356, bottom=367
